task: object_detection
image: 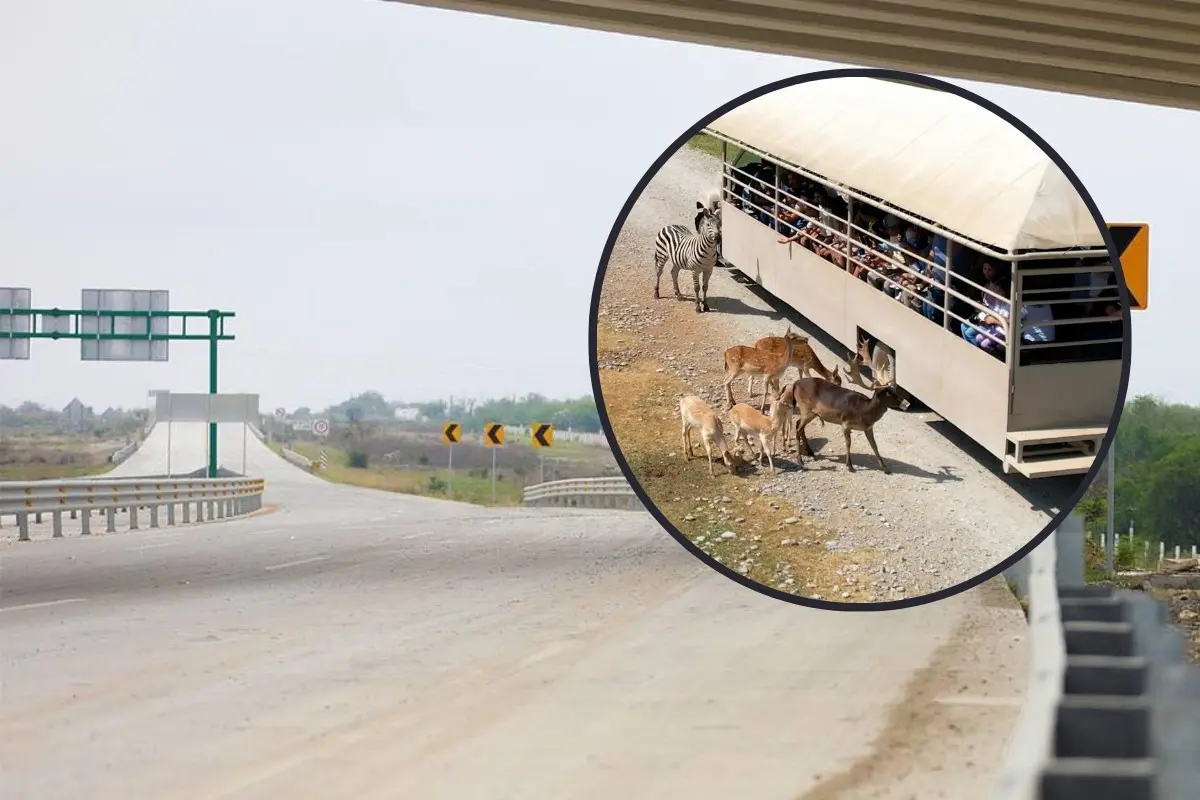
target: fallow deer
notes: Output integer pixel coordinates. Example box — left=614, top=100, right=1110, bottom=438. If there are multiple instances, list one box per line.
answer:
left=679, top=395, right=748, bottom=477
left=753, top=326, right=842, bottom=403
left=842, top=336, right=894, bottom=392
left=729, top=386, right=795, bottom=477
left=789, top=374, right=910, bottom=474
left=722, top=328, right=802, bottom=412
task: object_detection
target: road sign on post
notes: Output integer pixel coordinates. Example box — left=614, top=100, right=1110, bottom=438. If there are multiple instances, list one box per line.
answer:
left=312, top=418, right=330, bottom=437
left=1108, top=223, right=1150, bottom=311
left=484, top=423, right=505, bottom=447
left=531, top=423, right=554, bottom=448
left=442, top=422, right=461, bottom=498
left=0, top=291, right=235, bottom=477
left=0, top=288, right=32, bottom=360
left=275, top=407, right=286, bottom=419
left=80, top=289, right=170, bottom=361
left=484, top=422, right=505, bottom=502
left=531, top=422, right=554, bottom=483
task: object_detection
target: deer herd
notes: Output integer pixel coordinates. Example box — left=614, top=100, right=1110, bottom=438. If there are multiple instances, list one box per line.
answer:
left=680, top=327, right=910, bottom=479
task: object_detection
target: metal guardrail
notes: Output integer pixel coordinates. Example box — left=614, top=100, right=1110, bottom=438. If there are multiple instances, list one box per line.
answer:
left=994, top=514, right=1200, bottom=799
left=281, top=447, right=314, bottom=472
left=111, top=441, right=139, bottom=465
left=0, top=476, right=266, bottom=541
left=521, top=477, right=641, bottom=510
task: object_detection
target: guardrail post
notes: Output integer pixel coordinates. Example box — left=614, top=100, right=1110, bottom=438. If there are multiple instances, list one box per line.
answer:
left=52, top=510, right=63, bottom=538
left=1056, top=513, right=1086, bottom=588
left=35, top=511, right=42, bottom=524
left=81, top=509, right=91, bottom=536
left=17, top=512, right=30, bottom=542
left=196, top=499, right=205, bottom=522
left=128, top=503, right=139, bottom=530
left=150, top=504, right=160, bottom=528
left=167, top=502, right=176, bottom=526
left=106, top=506, right=116, bottom=533
left=217, top=496, right=227, bottom=519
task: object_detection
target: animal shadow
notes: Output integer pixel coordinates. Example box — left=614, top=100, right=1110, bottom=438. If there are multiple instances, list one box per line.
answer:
left=703, top=295, right=783, bottom=319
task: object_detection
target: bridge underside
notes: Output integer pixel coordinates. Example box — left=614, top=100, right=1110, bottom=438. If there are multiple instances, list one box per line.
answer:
left=385, top=0, right=1200, bottom=111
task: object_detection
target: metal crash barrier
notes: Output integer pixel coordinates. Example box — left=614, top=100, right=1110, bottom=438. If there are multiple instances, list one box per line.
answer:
left=522, top=477, right=642, bottom=511
left=995, top=515, right=1200, bottom=799
left=0, top=476, right=267, bottom=541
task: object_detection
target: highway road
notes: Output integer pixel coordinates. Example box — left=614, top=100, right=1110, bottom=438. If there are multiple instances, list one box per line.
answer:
left=1, top=421, right=1031, bottom=799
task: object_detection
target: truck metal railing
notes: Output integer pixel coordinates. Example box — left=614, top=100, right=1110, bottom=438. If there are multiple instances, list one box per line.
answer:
left=0, top=476, right=266, bottom=541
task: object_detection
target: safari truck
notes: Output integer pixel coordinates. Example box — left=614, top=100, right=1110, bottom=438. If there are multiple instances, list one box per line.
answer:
left=696, top=77, right=1128, bottom=479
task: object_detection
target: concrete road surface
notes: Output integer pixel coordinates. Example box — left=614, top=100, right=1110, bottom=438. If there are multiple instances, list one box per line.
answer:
left=0, top=421, right=1030, bottom=799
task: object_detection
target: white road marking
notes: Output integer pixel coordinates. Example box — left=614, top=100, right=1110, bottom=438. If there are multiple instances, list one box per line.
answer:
left=264, top=556, right=326, bottom=572
left=933, top=695, right=1023, bottom=708
left=0, top=598, right=88, bottom=614
left=244, top=527, right=286, bottom=536
left=129, top=541, right=181, bottom=552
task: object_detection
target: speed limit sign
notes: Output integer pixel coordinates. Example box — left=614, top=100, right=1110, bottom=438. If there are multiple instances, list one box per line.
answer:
left=312, top=418, right=330, bottom=437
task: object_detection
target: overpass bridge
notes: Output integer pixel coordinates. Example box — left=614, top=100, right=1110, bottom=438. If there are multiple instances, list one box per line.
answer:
left=383, top=0, right=1200, bottom=110
left=0, top=392, right=1031, bottom=799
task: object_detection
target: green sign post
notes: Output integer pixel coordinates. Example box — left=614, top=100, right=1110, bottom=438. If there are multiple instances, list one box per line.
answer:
left=0, top=299, right=236, bottom=478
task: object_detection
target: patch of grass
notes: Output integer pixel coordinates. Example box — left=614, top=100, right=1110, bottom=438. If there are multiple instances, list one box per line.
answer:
left=286, top=442, right=523, bottom=507
left=0, top=462, right=115, bottom=480
left=596, top=319, right=876, bottom=601
left=686, top=132, right=725, bottom=159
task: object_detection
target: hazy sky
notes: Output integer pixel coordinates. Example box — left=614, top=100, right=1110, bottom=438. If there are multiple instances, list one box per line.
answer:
left=0, top=1, right=1194, bottom=411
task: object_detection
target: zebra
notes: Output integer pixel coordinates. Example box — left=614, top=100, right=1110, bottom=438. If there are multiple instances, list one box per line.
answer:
left=653, top=203, right=721, bottom=313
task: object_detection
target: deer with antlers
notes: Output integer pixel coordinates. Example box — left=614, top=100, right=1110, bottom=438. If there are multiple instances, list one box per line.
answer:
left=787, top=366, right=910, bottom=474
left=841, top=336, right=895, bottom=392
left=722, top=327, right=803, bottom=412
left=679, top=395, right=750, bottom=477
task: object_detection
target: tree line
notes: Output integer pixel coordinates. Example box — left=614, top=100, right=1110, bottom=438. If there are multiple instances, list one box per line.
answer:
left=1077, top=395, right=1200, bottom=549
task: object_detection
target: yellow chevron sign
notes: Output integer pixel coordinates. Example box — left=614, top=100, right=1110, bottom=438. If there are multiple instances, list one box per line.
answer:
left=1108, top=223, right=1149, bottom=311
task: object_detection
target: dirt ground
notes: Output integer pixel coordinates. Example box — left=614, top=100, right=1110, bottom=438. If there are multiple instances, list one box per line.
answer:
left=1159, top=590, right=1200, bottom=664
left=598, top=320, right=872, bottom=601
left=1085, top=539, right=1200, bottom=665
left=594, top=144, right=1078, bottom=604
left=0, top=432, right=124, bottom=479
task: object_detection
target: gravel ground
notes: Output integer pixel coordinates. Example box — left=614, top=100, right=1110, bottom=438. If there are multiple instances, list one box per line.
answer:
left=596, top=144, right=1079, bottom=602
left=1165, top=591, right=1200, bottom=664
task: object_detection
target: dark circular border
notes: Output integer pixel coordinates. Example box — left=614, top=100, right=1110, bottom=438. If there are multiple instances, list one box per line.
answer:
left=587, top=66, right=1133, bottom=613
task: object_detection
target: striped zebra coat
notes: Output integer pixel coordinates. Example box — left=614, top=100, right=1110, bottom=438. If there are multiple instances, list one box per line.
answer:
left=653, top=204, right=722, bottom=313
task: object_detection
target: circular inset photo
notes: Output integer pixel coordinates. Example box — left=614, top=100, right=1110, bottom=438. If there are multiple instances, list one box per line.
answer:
left=590, top=68, right=1132, bottom=611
